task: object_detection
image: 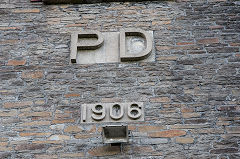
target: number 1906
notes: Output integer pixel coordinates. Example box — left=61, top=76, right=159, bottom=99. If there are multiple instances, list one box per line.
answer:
left=81, top=102, right=144, bottom=123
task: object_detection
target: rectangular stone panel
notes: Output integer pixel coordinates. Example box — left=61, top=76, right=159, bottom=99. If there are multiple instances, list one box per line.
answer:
left=81, top=102, right=144, bottom=123
left=71, top=29, right=155, bottom=64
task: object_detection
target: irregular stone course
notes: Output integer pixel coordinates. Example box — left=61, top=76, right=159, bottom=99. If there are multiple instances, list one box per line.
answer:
left=0, top=0, right=239, bottom=158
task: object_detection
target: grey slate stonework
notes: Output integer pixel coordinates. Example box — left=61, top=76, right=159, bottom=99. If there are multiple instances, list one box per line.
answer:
left=0, top=0, right=240, bottom=158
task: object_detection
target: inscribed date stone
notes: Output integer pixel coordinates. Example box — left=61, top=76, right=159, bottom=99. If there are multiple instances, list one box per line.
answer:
left=81, top=102, right=144, bottom=123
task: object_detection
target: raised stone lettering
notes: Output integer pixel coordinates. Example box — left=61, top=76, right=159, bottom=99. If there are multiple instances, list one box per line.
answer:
left=81, top=102, right=144, bottom=123
left=70, top=28, right=154, bottom=64
left=120, top=28, right=153, bottom=61
left=70, top=30, right=104, bottom=63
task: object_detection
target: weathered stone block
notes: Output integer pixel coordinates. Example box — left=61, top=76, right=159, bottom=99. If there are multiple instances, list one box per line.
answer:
left=148, top=130, right=186, bottom=138
left=3, top=101, right=33, bottom=109
left=210, top=148, right=238, bottom=154
left=141, top=138, right=168, bottom=144
left=226, top=127, right=240, bottom=134
left=19, top=121, right=51, bottom=127
left=52, top=119, right=75, bottom=124
left=197, top=38, right=219, bottom=44
left=74, top=134, right=99, bottom=139
left=48, top=135, right=70, bottom=140
left=12, top=9, right=40, bottom=13
left=7, top=60, right=26, bottom=66
left=0, top=110, right=18, bottom=117
left=175, top=137, right=194, bottom=144
left=60, top=153, right=84, bottom=158
left=88, top=145, right=120, bottom=157
left=64, top=93, right=81, bottom=98
left=15, top=144, right=46, bottom=151
left=150, top=97, right=171, bottom=103
left=138, top=125, right=166, bottom=132
left=18, top=111, right=52, bottom=117
left=22, top=71, right=43, bottom=79
left=19, top=132, right=51, bottom=137
left=64, top=125, right=83, bottom=133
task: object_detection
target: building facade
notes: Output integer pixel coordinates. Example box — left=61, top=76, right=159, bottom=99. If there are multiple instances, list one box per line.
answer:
left=0, top=0, right=240, bottom=158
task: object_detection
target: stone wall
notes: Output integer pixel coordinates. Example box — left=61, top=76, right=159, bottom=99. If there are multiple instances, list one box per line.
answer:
left=0, top=0, right=240, bottom=158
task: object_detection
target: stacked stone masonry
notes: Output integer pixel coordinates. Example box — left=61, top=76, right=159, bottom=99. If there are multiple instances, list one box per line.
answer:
left=0, top=0, right=240, bottom=158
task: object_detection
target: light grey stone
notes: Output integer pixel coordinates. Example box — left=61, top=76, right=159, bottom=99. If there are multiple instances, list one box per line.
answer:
left=70, top=29, right=155, bottom=64
left=81, top=102, right=144, bottom=123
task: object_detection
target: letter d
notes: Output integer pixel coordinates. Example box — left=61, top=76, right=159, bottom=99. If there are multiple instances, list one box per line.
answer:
left=119, top=28, right=153, bottom=62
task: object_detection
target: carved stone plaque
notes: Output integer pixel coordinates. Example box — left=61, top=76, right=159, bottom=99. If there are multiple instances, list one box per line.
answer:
left=70, top=28, right=155, bottom=64
left=81, top=102, right=144, bottom=123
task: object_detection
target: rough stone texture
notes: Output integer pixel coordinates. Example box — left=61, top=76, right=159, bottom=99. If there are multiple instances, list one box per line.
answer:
left=175, top=137, right=194, bottom=144
left=149, top=129, right=187, bottom=138
left=0, top=0, right=240, bottom=158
